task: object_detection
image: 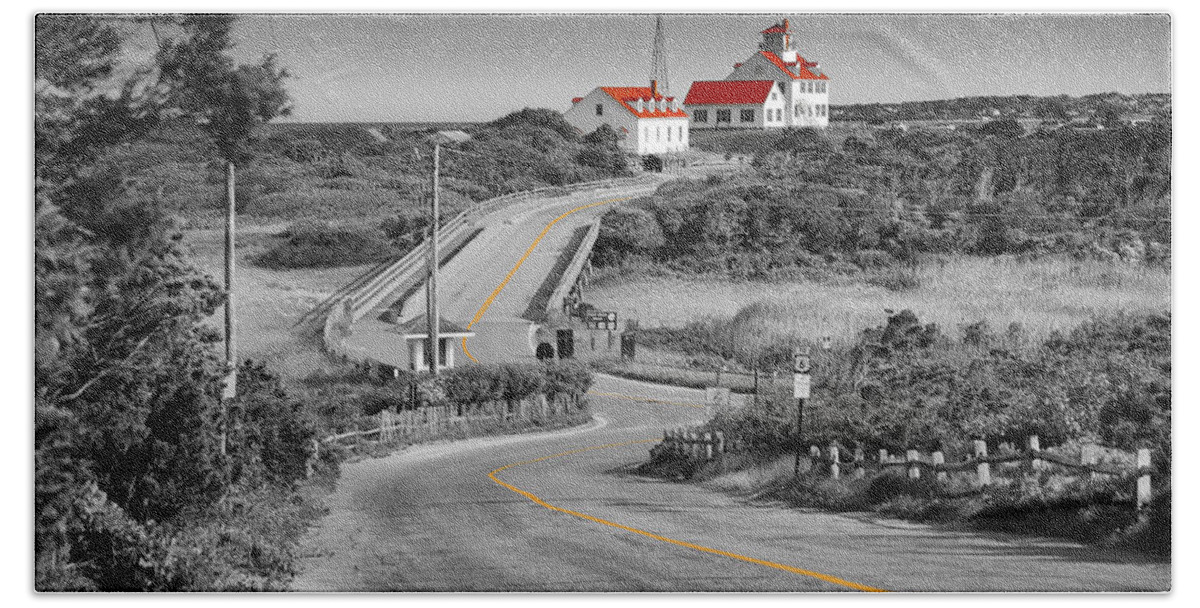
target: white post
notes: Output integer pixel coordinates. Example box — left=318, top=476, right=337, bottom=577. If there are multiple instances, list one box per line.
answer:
left=715, top=431, right=725, bottom=454
left=829, top=444, right=840, bottom=479
left=1028, top=434, right=1043, bottom=471
left=906, top=449, right=920, bottom=479
left=853, top=445, right=865, bottom=479
left=705, top=432, right=714, bottom=460
left=1082, top=443, right=1099, bottom=482
left=932, top=450, right=946, bottom=482
left=879, top=448, right=889, bottom=465
left=974, top=439, right=991, bottom=487
left=1137, top=448, right=1152, bottom=511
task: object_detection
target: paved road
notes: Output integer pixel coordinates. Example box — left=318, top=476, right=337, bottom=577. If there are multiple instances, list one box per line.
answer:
left=294, top=183, right=1170, bottom=592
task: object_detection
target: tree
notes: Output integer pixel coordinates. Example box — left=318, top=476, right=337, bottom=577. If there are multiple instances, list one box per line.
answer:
left=156, top=15, right=292, bottom=404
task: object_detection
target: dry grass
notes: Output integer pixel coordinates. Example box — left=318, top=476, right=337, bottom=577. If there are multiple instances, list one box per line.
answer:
left=183, top=225, right=376, bottom=381
left=587, top=256, right=1170, bottom=345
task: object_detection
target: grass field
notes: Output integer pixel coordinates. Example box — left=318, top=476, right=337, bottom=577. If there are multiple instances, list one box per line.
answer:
left=183, top=225, right=375, bottom=381
left=586, top=256, right=1171, bottom=347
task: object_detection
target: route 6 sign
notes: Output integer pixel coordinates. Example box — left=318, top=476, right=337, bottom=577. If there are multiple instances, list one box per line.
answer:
left=793, top=346, right=812, bottom=374
left=793, top=346, right=812, bottom=399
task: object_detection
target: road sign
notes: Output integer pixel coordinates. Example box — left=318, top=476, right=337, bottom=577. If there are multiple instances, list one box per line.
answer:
left=793, top=346, right=812, bottom=374
left=793, top=373, right=812, bottom=399
left=585, top=311, right=618, bottom=331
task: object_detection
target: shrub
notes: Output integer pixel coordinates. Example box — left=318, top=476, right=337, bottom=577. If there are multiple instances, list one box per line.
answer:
left=254, top=221, right=395, bottom=269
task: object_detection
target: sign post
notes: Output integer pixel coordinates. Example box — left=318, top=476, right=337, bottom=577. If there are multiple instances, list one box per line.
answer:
left=793, top=346, right=812, bottom=478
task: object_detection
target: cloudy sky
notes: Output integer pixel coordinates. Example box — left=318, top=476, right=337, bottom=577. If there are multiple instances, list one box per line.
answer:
left=128, top=13, right=1171, bottom=123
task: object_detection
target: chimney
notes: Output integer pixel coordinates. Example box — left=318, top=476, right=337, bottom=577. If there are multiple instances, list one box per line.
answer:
left=651, top=79, right=659, bottom=98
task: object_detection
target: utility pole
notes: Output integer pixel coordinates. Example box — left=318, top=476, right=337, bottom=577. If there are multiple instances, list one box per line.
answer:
left=221, top=160, right=236, bottom=456
left=426, top=143, right=441, bottom=375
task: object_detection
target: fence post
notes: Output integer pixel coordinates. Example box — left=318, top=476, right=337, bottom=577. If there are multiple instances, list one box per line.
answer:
left=906, top=449, right=921, bottom=479
left=932, top=450, right=946, bottom=482
left=853, top=445, right=865, bottom=479
left=705, top=432, right=714, bottom=461
left=829, top=444, right=840, bottom=480
left=879, top=448, right=889, bottom=466
left=1137, top=448, right=1152, bottom=513
left=715, top=431, right=726, bottom=454
left=974, top=439, right=991, bottom=487
left=1028, top=434, right=1043, bottom=471
left=1081, top=443, right=1099, bottom=482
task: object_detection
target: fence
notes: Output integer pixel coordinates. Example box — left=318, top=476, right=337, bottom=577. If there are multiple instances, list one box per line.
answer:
left=317, top=391, right=585, bottom=455
left=652, top=430, right=1158, bottom=514
left=313, top=176, right=657, bottom=365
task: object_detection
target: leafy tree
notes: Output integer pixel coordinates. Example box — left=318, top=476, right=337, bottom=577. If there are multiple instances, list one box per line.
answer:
left=156, top=14, right=292, bottom=400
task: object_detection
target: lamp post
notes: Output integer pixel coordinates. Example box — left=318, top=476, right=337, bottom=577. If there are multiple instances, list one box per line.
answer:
left=425, top=130, right=472, bottom=375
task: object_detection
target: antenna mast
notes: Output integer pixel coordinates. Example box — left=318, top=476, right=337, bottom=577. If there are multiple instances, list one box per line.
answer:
left=649, top=15, right=669, bottom=96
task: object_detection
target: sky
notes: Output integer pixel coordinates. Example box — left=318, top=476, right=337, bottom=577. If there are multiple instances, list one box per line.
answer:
left=125, top=13, right=1171, bottom=123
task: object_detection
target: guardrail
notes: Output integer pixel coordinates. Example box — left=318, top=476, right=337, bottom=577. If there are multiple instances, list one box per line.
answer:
left=317, top=175, right=657, bottom=363
left=544, top=220, right=601, bottom=318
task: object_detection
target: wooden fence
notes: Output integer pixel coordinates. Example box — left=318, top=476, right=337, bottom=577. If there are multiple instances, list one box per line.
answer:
left=317, top=392, right=584, bottom=454
left=652, top=430, right=1158, bottom=513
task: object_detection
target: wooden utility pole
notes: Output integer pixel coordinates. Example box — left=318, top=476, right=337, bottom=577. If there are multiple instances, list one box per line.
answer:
left=426, top=143, right=441, bottom=375
left=221, top=161, right=237, bottom=455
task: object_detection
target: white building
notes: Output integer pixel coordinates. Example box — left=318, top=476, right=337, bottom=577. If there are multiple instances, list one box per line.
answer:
left=399, top=315, right=474, bottom=372
left=564, top=81, right=689, bottom=155
left=686, top=19, right=831, bottom=130
left=683, top=80, right=787, bottom=130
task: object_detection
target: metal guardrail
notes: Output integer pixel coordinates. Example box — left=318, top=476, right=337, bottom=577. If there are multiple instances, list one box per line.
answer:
left=317, top=176, right=656, bottom=362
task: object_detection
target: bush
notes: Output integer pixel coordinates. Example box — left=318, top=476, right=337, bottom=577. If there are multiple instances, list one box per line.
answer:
left=254, top=221, right=395, bottom=269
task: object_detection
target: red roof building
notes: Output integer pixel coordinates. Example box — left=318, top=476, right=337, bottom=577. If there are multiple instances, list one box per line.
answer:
left=563, top=80, right=690, bottom=155
left=713, top=18, right=832, bottom=129
left=683, top=80, right=787, bottom=130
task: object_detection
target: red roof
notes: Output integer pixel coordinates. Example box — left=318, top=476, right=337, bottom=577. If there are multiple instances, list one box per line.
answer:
left=599, top=86, right=688, bottom=118
left=758, top=51, right=829, bottom=80
left=762, top=19, right=791, bottom=34
left=684, top=80, right=777, bottom=105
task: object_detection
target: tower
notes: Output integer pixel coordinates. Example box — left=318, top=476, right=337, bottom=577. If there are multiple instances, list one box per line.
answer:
left=649, top=15, right=669, bottom=97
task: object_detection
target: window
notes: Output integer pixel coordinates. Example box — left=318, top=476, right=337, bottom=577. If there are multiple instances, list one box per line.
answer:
left=740, top=109, right=755, bottom=122
left=808, top=106, right=814, bottom=117
left=595, top=104, right=603, bottom=116
left=765, top=110, right=771, bottom=123
left=716, top=109, right=731, bottom=122
left=656, top=127, right=661, bottom=141
left=667, top=126, right=672, bottom=141
left=677, top=125, right=683, bottom=141
left=771, top=92, right=778, bottom=100
left=818, top=82, right=826, bottom=94
left=795, top=105, right=801, bottom=117
left=693, top=109, right=709, bottom=123
left=776, top=108, right=783, bottom=122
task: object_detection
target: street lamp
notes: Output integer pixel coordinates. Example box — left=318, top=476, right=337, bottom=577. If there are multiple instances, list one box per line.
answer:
left=425, top=130, right=471, bottom=375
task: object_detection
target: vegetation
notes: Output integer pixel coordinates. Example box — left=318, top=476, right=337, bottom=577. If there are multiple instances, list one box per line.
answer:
left=255, top=221, right=395, bottom=269
left=833, top=91, right=1170, bottom=124
left=34, top=15, right=329, bottom=591
left=595, top=118, right=1169, bottom=279
left=101, top=108, right=632, bottom=231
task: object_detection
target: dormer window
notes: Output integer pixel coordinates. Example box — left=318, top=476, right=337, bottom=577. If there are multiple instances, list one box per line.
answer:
left=637, top=98, right=645, bottom=112
left=596, top=104, right=603, bottom=116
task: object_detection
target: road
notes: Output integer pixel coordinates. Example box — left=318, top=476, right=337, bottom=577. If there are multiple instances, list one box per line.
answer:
left=293, top=182, right=1170, bottom=592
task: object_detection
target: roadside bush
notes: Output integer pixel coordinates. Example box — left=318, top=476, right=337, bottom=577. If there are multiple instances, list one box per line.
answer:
left=254, top=221, right=395, bottom=269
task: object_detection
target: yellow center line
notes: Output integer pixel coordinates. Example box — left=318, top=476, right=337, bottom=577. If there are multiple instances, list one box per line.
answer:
left=464, top=193, right=886, bottom=592
left=588, top=390, right=706, bottom=409
left=488, top=441, right=887, bottom=593
left=460, top=196, right=631, bottom=363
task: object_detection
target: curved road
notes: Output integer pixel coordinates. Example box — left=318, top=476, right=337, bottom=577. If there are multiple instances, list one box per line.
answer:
left=293, top=183, right=1170, bottom=592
